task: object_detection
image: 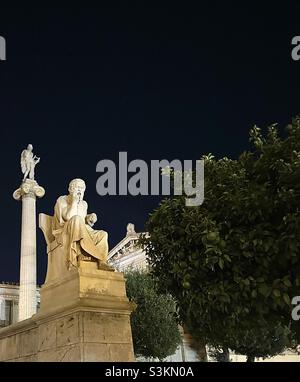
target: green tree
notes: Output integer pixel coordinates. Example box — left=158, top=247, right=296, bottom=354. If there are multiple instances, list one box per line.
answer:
left=125, top=269, right=181, bottom=361
left=140, top=117, right=300, bottom=361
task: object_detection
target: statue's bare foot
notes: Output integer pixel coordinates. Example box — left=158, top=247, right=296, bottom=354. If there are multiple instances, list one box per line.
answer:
left=98, top=260, right=114, bottom=272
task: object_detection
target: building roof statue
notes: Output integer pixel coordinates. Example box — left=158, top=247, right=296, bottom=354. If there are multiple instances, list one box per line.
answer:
left=126, top=223, right=136, bottom=236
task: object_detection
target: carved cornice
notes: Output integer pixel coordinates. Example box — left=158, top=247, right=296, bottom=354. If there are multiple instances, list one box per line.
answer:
left=13, top=179, right=45, bottom=201
left=108, top=231, right=149, bottom=260
left=109, top=237, right=139, bottom=260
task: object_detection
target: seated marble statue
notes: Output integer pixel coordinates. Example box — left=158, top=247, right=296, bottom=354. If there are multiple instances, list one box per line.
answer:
left=51, top=178, right=113, bottom=271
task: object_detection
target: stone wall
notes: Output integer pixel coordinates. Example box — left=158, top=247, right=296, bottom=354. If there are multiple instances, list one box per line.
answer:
left=0, top=306, right=134, bottom=362
left=0, top=268, right=135, bottom=362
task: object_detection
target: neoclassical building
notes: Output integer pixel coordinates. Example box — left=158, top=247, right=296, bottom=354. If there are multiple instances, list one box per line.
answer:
left=0, top=282, right=40, bottom=327
left=108, top=223, right=147, bottom=272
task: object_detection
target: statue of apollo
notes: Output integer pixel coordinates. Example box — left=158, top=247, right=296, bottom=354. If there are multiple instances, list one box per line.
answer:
left=20, top=144, right=40, bottom=181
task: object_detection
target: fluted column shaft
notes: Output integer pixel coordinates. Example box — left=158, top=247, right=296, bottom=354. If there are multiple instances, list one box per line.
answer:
left=19, top=194, right=37, bottom=320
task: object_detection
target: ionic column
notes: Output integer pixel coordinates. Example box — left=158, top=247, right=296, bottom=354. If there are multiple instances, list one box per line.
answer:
left=13, top=179, right=45, bottom=321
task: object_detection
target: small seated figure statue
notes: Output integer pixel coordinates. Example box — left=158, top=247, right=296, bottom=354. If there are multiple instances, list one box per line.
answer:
left=52, top=178, right=114, bottom=271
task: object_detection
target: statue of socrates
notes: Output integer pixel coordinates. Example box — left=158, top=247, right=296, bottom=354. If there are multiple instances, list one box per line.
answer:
left=52, top=178, right=113, bottom=270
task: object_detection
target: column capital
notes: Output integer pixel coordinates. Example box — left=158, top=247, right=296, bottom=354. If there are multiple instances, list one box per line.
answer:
left=13, top=179, right=45, bottom=201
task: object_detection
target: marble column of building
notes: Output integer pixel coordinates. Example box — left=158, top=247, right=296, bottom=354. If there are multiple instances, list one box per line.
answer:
left=13, top=179, right=45, bottom=321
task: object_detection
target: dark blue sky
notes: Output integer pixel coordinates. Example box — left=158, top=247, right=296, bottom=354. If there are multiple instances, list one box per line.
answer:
left=1, top=4, right=300, bottom=284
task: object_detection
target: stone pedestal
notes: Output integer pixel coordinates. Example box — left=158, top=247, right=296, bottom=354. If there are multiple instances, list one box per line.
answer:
left=0, top=265, right=135, bottom=361
left=4, top=177, right=135, bottom=361
left=13, top=179, right=45, bottom=321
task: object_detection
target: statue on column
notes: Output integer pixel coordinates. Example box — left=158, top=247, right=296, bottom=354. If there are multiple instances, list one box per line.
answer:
left=20, top=144, right=40, bottom=181
left=13, top=144, right=45, bottom=321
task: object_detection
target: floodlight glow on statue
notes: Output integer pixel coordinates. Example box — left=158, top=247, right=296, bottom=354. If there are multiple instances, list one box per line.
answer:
left=20, top=144, right=40, bottom=181
left=51, top=178, right=113, bottom=271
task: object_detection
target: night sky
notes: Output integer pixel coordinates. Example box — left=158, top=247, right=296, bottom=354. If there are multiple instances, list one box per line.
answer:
left=1, top=4, right=300, bottom=284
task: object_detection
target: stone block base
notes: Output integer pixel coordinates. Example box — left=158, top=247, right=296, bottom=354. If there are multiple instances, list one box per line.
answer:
left=0, top=269, right=135, bottom=362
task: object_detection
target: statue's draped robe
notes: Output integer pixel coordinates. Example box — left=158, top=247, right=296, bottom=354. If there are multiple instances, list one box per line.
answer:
left=52, top=196, right=108, bottom=268
left=21, top=150, right=34, bottom=178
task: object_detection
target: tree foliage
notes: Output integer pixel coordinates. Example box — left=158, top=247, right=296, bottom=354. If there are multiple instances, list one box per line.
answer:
left=140, top=117, right=300, bottom=360
left=125, top=269, right=181, bottom=361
